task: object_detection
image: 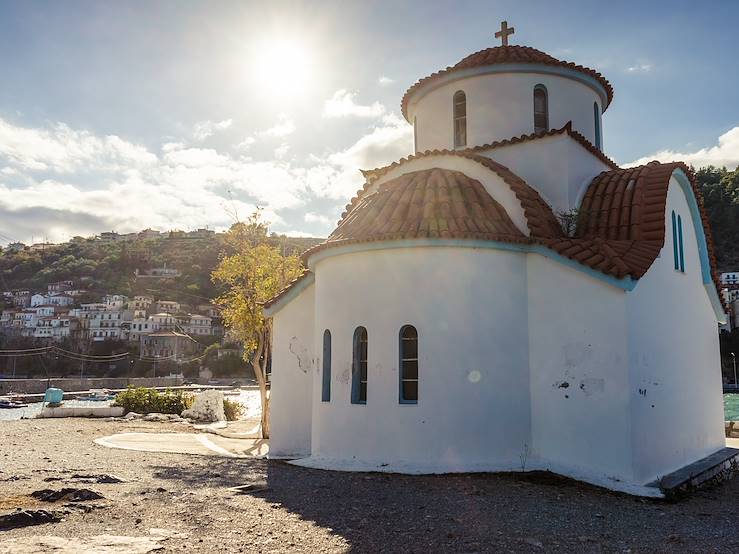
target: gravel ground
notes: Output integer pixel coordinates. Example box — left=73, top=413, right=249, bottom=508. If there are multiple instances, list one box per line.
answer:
left=1, top=419, right=739, bottom=553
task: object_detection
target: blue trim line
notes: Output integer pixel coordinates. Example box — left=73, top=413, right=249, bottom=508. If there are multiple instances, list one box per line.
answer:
left=307, top=239, right=637, bottom=291
left=670, top=169, right=726, bottom=321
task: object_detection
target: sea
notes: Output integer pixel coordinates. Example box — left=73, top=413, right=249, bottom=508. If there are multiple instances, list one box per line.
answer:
left=0, top=388, right=262, bottom=422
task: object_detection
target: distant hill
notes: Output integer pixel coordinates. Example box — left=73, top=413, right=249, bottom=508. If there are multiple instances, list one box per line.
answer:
left=695, top=166, right=739, bottom=272
left=0, top=233, right=323, bottom=304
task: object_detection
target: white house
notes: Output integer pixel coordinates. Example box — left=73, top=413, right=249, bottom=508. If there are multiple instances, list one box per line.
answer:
left=264, top=31, right=729, bottom=496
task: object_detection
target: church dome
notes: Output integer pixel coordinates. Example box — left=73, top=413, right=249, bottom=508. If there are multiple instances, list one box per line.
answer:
left=401, top=45, right=613, bottom=120
left=403, top=40, right=612, bottom=153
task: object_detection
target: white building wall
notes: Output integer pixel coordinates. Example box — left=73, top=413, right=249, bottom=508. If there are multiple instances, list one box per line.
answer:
left=269, top=284, right=315, bottom=458
left=481, top=135, right=611, bottom=215
left=308, top=246, right=531, bottom=472
left=408, top=71, right=603, bottom=153
left=626, top=177, right=725, bottom=484
left=527, top=256, right=634, bottom=484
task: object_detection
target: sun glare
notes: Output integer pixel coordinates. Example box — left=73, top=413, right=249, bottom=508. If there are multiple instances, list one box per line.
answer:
left=251, top=36, right=314, bottom=99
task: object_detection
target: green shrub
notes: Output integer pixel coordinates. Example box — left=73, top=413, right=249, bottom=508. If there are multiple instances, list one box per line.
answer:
left=113, top=387, right=194, bottom=415
left=223, top=398, right=244, bottom=421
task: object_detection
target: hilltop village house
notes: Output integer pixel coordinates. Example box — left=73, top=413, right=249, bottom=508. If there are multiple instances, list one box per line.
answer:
left=264, top=26, right=729, bottom=496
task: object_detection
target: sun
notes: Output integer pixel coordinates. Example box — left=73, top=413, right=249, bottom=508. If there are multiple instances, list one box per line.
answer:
left=251, top=36, right=314, bottom=99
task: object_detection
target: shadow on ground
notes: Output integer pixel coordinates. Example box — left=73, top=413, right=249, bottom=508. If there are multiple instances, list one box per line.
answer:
left=149, top=457, right=739, bottom=553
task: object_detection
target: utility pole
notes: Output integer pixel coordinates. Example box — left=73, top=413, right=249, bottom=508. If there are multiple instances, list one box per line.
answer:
left=732, top=352, right=737, bottom=389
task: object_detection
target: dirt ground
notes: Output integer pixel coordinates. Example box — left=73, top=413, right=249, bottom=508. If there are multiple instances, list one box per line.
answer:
left=1, top=419, right=739, bottom=553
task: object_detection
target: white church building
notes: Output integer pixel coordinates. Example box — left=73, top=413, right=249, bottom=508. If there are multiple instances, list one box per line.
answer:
left=264, top=25, right=729, bottom=496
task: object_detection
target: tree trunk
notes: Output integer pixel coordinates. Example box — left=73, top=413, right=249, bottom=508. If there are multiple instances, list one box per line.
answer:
left=251, top=329, right=270, bottom=438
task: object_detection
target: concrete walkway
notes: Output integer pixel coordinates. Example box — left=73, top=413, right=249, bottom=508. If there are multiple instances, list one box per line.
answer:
left=95, top=432, right=268, bottom=458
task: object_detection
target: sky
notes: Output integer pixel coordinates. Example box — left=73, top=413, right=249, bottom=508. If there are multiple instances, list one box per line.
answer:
left=0, top=0, right=738, bottom=245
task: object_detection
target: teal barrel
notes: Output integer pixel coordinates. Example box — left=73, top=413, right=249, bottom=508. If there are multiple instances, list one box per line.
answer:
left=43, top=388, right=64, bottom=404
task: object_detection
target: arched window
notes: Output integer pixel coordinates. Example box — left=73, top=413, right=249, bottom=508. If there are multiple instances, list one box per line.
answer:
left=413, top=116, right=418, bottom=153
left=453, top=91, right=467, bottom=148
left=671, top=211, right=685, bottom=273
left=593, top=102, right=602, bottom=150
left=351, top=326, right=368, bottom=404
left=321, top=329, right=331, bottom=402
left=533, top=85, right=548, bottom=133
left=399, top=325, right=418, bottom=403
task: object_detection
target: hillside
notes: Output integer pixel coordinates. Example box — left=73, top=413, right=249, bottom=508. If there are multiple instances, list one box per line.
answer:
left=695, top=166, right=739, bottom=272
left=0, top=233, right=323, bottom=303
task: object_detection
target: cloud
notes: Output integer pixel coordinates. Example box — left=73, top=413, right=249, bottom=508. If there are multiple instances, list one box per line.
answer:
left=304, top=212, right=331, bottom=224
left=626, top=63, right=653, bottom=73
left=323, top=89, right=386, bottom=119
left=0, top=112, right=413, bottom=243
left=236, top=136, right=256, bottom=151
left=192, top=119, right=233, bottom=141
left=259, top=114, right=295, bottom=138
left=378, top=76, right=395, bottom=86
left=0, top=118, right=156, bottom=173
left=626, top=126, right=739, bottom=169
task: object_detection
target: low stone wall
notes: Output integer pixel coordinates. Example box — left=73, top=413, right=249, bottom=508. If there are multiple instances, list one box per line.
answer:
left=0, top=377, right=184, bottom=395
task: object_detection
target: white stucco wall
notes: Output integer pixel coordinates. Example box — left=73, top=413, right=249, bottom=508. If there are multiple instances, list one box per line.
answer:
left=527, top=255, right=634, bottom=484
left=307, top=246, right=531, bottom=472
left=481, top=134, right=611, bottom=215
left=626, top=177, right=725, bottom=483
left=268, top=283, right=315, bottom=458
left=408, top=70, right=603, bottom=152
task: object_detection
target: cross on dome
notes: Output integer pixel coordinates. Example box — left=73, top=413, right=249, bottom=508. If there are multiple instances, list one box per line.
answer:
left=494, top=20, right=514, bottom=46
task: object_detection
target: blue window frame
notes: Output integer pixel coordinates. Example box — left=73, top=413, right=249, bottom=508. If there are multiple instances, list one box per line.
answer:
left=672, top=210, right=685, bottom=273
left=593, top=102, right=602, bottom=150
left=399, top=325, right=418, bottom=404
left=321, top=329, right=331, bottom=402
left=351, top=326, right=368, bottom=404
left=678, top=214, right=685, bottom=272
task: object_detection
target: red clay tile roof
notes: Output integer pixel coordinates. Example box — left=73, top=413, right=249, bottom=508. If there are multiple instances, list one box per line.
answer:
left=327, top=168, right=527, bottom=244
left=543, top=162, right=722, bottom=299
left=262, top=269, right=312, bottom=310
left=266, top=161, right=723, bottom=315
left=402, top=45, right=613, bottom=120
left=346, top=153, right=562, bottom=240
left=361, top=122, right=618, bottom=185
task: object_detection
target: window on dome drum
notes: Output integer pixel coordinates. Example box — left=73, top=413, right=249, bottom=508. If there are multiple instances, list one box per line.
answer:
left=533, top=85, right=548, bottom=133
left=453, top=91, right=467, bottom=148
left=321, top=329, right=331, bottom=402
left=399, top=325, right=418, bottom=404
left=351, top=326, right=368, bottom=404
left=593, top=102, right=602, bottom=150
left=413, top=116, right=418, bottom=153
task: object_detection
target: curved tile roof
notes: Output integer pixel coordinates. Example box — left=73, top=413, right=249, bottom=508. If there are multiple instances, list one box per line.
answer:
left=402, top=45, right=614, bottom=120
left=545, top=161, right=722, bottom=298
left=344, top=151, right=562, bottom=240
left=328, top=168, right=526, bottom=245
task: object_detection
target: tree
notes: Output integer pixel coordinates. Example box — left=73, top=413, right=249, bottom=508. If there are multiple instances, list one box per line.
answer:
left=212, top=212, right=303, bottom=438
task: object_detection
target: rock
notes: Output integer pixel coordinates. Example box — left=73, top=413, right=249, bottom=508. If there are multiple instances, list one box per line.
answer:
left=0, top=509, right=61, bottom=531
left=70, top=474, right=126, bottom=484
left=181, top=390, right=225, bottom=422
left=522, top=537, right=544, bottom=549
left=124, top=412, right=141, bottom=420
left=0, top=534, right=169, bottom=553
left=31, top=488, right=105, bottom=503
left=143, top=413, right=172, bottom=422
